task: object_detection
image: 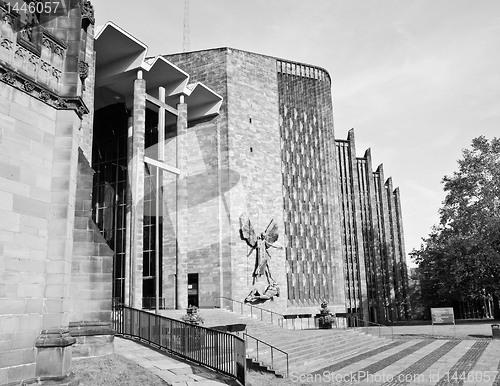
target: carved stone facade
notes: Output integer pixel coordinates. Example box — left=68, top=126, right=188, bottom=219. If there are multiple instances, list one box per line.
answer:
left=0, top=1, right=89, bottom=118
left=0, top=1, right=110, bottom=385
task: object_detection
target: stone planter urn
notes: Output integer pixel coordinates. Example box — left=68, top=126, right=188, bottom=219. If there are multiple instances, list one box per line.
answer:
left=317, top=301, right=336, bottom=329
left=181, top=305, right=204, bottom=326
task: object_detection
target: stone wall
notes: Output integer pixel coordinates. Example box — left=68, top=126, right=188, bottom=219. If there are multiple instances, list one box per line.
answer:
left=166, top=48, right=287, bottom=311
left=69, top=149, right=114, bottom=358
left=166, top=49, right=357, bottom=314
left=0, top=1, right=110, bottom=383
left=164, top=49, right=230, bottom=308
left=0, top=83, right=81, bottom=385
left=225, top=49, right=286, bottom=311
left=335, top=135, right=410, bottom=323
left=336, top=138, right=366, bottom=316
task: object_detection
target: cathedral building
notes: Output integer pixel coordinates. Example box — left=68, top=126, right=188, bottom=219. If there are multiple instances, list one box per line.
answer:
left=0, top=2, right=408, bottom=384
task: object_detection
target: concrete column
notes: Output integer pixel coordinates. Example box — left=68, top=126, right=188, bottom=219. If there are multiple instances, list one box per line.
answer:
left=176, top=100, right=188, bottom=310
left=129, top=73, right=146, bottom=308
left=124, top=116, right=133, bottom=306
left=155, top=87, right=165, bottom=314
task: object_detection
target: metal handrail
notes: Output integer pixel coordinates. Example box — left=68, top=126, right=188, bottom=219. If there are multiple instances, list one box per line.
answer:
left=215, top=296, right=285, bottom=328
left=244, top=333, right=289, bottom=378
left=352, top=317, right=394, bottom=339
left=113, top=305, right=247, bottom=385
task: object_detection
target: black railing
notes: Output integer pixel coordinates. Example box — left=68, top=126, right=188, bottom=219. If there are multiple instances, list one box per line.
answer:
left=215, top=296, right=285, bottom=328
left=113, top=306, right=246, bottom=385
left=244, top=333, right=289, bottom=378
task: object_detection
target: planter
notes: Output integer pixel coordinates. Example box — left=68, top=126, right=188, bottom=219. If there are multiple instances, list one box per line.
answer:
left=318, top=320, right=333, bottom=329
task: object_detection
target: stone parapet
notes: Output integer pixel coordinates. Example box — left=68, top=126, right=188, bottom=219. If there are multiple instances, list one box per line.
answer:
left=68, top=321, right=114, bottom=358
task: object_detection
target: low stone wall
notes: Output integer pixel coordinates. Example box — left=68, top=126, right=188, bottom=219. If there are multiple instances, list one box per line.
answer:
left=69, top=322, right=114, bottom=358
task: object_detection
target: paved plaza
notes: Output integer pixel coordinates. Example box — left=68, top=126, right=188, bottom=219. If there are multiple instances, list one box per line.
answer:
left=114, top=337, right=240, bottom=386
left=114, top=322, right=500, bottom=386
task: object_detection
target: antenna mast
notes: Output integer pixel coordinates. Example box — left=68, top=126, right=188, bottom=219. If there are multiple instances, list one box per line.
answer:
left=183, top=0, right=190, bottom=52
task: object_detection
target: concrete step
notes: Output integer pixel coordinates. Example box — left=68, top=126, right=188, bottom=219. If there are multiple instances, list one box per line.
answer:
left=257, top=333, right=379, bottom=361
left=290, top=338, right=391, bottom=374
left=245, top=332, right=345, bottom=352
left=246, top=331, right=380, bottom=366
left=158, top=307, right=393, bottom=378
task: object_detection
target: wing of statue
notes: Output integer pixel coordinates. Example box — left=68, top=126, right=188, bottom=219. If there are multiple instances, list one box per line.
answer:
left=239, top=213, right=257, bottom=247
left=264, top=219, right=279, bottom=244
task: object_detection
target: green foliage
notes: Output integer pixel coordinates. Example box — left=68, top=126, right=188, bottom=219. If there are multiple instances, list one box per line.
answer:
left=181, top=305, right=204, bottom=325
left=411, top=136, right=500, bottom=305
left=318, top=301, right=336, bottom=323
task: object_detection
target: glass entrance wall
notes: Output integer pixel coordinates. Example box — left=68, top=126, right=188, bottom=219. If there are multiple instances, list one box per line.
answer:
left=92, top=103, right=129, bottom=305
left=92, top=103, right=173, bottom=309
left=142, top=162, right=163, bottom=309
left=142, top=109, right=164, bottom=309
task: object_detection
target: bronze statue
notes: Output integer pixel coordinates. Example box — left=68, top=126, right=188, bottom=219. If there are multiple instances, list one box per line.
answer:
left=245, top=282, right=280, bottom=303
left=239, top=213, right=282, bottom=303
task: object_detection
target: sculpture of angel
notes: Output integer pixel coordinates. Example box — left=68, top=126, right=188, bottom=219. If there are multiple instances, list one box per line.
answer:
left=239, top=213, right=283, bottom=285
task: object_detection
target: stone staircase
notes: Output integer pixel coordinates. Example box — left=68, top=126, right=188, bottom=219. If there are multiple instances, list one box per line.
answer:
left=160, top=308, right=392, bottom=378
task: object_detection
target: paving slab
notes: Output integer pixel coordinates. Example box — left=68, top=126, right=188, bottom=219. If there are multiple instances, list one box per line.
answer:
left=114, top=337, right=235, bottom=386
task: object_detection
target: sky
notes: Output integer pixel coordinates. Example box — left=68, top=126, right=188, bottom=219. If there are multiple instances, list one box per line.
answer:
left=92, top=0, right=500, bottom=265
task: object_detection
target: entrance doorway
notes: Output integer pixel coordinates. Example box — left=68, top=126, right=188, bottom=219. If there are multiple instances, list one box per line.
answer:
left=188, top=273, right=199, bottom=307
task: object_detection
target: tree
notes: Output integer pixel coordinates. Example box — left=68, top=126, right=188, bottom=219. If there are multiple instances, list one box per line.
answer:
left=412, top=136, right=500, bottom=318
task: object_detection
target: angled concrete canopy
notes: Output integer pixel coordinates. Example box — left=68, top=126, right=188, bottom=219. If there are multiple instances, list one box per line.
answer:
left=94, top=22, right=222, bottom=122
